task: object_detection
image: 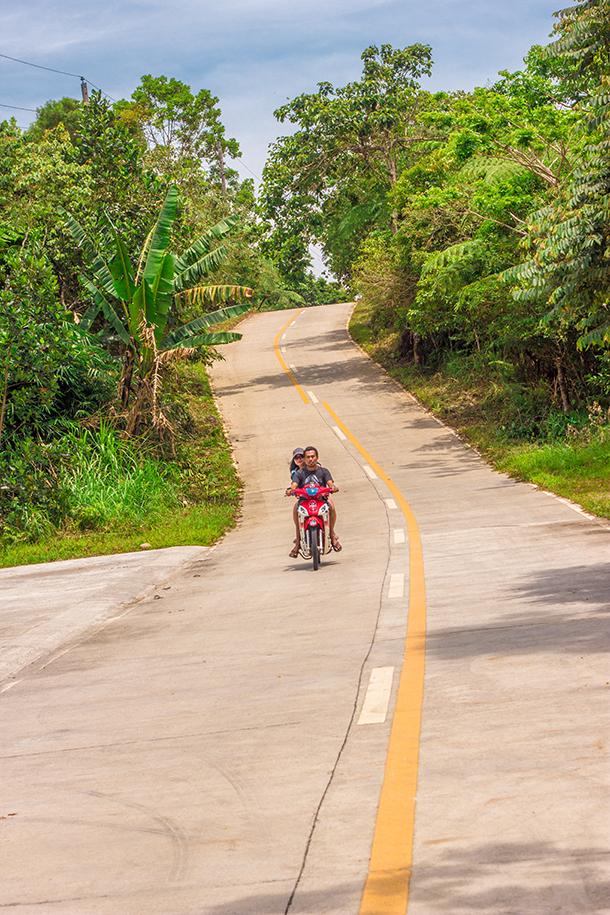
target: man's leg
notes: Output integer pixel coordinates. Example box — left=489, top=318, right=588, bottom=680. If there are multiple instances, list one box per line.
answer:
left=290, top=502, right=300, bottom=556
left=328, top=498, right=341, bottom=550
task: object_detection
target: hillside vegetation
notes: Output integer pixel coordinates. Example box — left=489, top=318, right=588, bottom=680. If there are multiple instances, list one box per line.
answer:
left=0, top=78, right=344, bottom=565
left=262, top=0, right=610, bottom=517
left=2, top=0, right=610, bottom=565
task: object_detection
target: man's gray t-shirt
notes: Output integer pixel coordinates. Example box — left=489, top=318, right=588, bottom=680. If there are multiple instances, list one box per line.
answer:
left=293, top=466, right=333, bottom=489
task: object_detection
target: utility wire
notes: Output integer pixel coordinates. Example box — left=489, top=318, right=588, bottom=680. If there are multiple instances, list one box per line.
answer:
left=0, top=52, right=83, bottom=79
left=236, top=157, right=260, bottom=180
left=0, top=52, right=115, bottom=101
left=0, top=102, right=37, bottom=111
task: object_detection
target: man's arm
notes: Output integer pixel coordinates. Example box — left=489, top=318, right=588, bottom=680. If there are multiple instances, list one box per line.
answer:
left=324, top=468, right=338, bottom=493
left=286, top=470, right=302, bottom=495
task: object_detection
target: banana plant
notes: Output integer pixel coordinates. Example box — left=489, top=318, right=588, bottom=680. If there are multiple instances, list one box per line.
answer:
left=61, top=185, right=253, bottom=403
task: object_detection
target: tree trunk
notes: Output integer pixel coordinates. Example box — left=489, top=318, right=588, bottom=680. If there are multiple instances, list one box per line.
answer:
left=121, top=350, right=135, bottom=408
left=0, top=346, right=12, bottom=448
left=413, top=332, right=423, bottom=366
left=556, top=357, right=570, bottom=414
left=217, top=140, right=227, bottom=200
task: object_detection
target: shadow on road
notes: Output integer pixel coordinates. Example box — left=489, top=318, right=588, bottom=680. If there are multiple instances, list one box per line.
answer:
left=426, top=563, right=609, bottom=661
left=408, top=840, right=610, bottom=913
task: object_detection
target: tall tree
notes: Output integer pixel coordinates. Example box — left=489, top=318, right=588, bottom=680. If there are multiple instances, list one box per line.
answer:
left=27, top=97, right=83, bottom=142
left=260, top=44, right=436, bottom=281
left=504, top=0, right=610, bottom=349
left=123, top=75, right=240, bottom=194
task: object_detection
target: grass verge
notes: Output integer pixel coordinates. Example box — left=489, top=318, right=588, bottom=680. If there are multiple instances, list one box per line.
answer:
left=349, top=300, right=610, bottom=520
left=0, top=362, right=242, bottom=568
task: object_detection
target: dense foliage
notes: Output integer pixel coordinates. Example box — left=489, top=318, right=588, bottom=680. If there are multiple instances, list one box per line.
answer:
left=0, top=74, right=333, bottom=546
left=260, top=1, right=610, bottom=441
left=3, top=1, right=610, bottom=548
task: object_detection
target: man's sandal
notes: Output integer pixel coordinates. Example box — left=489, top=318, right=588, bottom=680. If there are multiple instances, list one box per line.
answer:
left=331, top=536, right=342, bottom=552
left=289, top=545, right=299, bottom=558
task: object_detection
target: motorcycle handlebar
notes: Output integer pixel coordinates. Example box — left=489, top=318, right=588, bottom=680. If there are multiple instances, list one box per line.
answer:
left=291, top=486, right=333, bottom=498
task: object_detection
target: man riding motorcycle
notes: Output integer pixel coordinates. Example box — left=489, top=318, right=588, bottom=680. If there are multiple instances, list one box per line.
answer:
left=286, top=446, right=341, bottom=556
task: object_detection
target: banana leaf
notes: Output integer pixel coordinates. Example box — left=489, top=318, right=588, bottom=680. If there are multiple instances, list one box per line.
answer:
left=175, top=331, right=243, bottom=347
left=142, top=186, right=178, bottom=288
left=162, top=302, right=251, bottom=349
left=175, top=284, right=254, bottom=308
left=132, top=278, right=156, bottom=332
left=173, top=245, right=229, bottom=293
left=61, top=211, right=116, bottom=297
left=151, top=253, right=175, bottom=344
left=173, top=214, right=240, bottom=275
left=81, top=277, right=131, bottom=346
left=136, top=226, right=154, bottom=285
left=104, top=216, right=136, bottom=304
left=79, top=301, right=102, bottom=333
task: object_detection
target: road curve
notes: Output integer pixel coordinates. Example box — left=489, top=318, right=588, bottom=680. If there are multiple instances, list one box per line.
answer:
left=0, top=302, right=608, bottom=915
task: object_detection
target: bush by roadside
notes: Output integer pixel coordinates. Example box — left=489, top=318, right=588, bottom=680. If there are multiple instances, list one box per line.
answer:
left=0, top=363, right=241, bottom=568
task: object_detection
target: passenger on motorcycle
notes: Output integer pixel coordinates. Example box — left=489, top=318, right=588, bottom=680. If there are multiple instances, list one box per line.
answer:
left=288, top=448, right=306, bottom=548
left=286, top=446, right=340, bottom=556
left=289, top=447, right=305, bottom=480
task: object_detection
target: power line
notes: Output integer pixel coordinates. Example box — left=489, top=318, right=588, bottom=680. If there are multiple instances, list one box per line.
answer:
left=0, top=102, right=37, bottom=112
left=0, top=52, right=83, bottom=79
left=236, top=157, right=260, bottom=180
left=0, top=52, right=115, bottom=101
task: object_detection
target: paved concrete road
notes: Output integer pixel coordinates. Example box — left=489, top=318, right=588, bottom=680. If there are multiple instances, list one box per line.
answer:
left=0, top=303, right=608, bottom=914
left=0, top=547, right=208, bottom=684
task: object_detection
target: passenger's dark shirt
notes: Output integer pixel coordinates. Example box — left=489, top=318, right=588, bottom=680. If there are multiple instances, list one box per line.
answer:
left=293, top=466, right=333, bottom=489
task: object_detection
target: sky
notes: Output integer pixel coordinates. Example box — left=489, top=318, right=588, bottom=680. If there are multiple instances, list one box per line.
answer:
left=1, top=0, right=564, bottom=185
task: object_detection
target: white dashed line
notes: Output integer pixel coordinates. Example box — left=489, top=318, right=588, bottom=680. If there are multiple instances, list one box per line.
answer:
left=363, top=464, right=377, bottom=480
left=280, top=347, right=286, bottom=355
left=357, top=667, right=395, bottom=725
left=307, top=391, right=319, bottom=404
left=385, top=499, right=397, bottom=510
left=393, top=529, right=405, bottom=544
left=332, top=425, right=347, bottom=440
left=388, top=573, right=404, bottom=599
left=289, top=364, right=297, bottom=372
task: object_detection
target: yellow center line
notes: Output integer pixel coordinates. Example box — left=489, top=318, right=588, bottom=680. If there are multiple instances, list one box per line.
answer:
left=272, top=320, right=426, bottom=914
left=323, top=403, right=426, bottom=915
left=273, top=309, right=310, bottom=404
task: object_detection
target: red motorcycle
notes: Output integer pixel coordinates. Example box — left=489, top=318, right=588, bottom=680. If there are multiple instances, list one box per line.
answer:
left=291, top=485, right=333, bottom=570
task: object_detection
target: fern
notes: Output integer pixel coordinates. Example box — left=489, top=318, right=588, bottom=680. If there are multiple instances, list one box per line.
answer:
left=458, top=157, right=529, bottom=185
left=421, top=241, right=484, bottom=278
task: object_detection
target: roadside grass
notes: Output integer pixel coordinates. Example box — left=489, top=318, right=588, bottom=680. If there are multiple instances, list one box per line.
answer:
left=0, top=362, right=242, bottom=568
left=499, top=439, right=610, bottom=518
left=349, top=300, right=610, bottom=520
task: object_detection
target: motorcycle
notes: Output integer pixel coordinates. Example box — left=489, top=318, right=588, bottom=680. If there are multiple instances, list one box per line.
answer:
left=291, top=485, right=333, bottom=570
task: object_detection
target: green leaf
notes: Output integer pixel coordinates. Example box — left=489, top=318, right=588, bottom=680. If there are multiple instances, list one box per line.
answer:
left=421, top=241, right=484, bottom=277
left=103, top=214, right=136, bottom=303
left=172, top=331, right=243, bottom=347
left=173, top=214, right=240, bottom=275
left=60, top=209, right=116, bottom=297
left=79, top=301, right=101, bottom=333
left=152, top=253, right=175, bottom=344
left=173, top=244, right=229, bottom=292
left=132, top=279, right=156, bottom=332
left=162, top=301, right=251, bottom=349
left=142, top=185, right=178, bottom=288
left=81, top=277, right=131, bottom=345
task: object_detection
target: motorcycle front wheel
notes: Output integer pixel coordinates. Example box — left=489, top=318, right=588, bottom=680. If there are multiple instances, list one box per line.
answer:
left=309, top=528, right=319, bottom=571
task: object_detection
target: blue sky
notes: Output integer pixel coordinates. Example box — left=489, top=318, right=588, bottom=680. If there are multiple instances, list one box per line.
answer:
left=1, top=0, right=563, bottom=182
